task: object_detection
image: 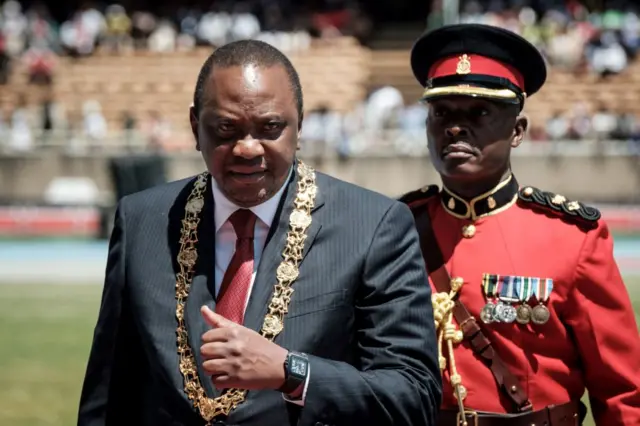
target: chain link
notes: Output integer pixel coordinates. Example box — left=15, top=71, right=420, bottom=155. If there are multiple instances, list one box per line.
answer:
left=175, top=162, right=317, bottom=424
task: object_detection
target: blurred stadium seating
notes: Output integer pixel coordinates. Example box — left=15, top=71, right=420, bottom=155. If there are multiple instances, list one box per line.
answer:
left=4, top=39, right=640, bottom=137
left=0, top=37, right=369, bottom=148
left=1, top=0, right=640, bottom=238
left=2, top=0, right=640, bottom=150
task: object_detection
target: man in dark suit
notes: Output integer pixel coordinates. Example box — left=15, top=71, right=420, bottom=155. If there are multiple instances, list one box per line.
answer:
left=77, top=40, right=441, bottom=426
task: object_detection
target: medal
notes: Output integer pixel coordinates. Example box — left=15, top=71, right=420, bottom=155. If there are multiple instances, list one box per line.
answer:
left=516, top=276, right=534, bottom=325
left=480, top=302, right=496, bottom=323
left=531, top=304, right=550, bottom=325
left=531, top=278, right=553, bottom=325
left=494, top=301, right=517, bottom=323
left=516, top=304, right=532, bottom=324
left=481, top=274, right=499, bottom=323
left=496, top=275, right=518, bottom=324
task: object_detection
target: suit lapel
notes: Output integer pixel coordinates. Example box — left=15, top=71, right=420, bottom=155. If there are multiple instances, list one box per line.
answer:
left=243, top=162, right=325, bottom=333
left=184, top=175, right=220, bottom=398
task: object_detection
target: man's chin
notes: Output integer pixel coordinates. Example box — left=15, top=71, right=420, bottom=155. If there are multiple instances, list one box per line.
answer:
left=219, top=178, right=273, bottom=208
left=224, top=189, right=267, bottom=208
left=441, top=162, right=484, bottom=181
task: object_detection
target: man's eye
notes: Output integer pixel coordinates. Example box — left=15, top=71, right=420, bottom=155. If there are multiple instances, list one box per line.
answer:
left=217, top=123, right=235, bottom=133
left=264, top=122, right=282, bottom=131
left=472, top=108, right=489, bottom=117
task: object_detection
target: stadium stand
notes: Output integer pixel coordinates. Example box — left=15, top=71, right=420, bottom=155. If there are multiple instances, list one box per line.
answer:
left=2, top=0, right=640, bottom=153
left=3, top=39, right=640, bottom=144
left=0, top=37, right=369, bottom=150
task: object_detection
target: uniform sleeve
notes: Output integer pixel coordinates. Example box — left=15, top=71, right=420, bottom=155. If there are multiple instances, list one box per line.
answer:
left=77, top=199, right=147, bottom=425
left=564, top=221, right=640, bottom=426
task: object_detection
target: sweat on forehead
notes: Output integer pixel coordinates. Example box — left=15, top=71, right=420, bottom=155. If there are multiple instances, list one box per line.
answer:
left=192, top=40, right=304, bottom=119
left=198, top=65, right=293, bottom=111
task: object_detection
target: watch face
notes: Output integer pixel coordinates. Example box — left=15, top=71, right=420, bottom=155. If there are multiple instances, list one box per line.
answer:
left=290, top=355, right=308, bottom=378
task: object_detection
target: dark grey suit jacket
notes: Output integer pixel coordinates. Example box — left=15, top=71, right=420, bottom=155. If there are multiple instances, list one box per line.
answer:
left=77, top=165, right=442, bottom=426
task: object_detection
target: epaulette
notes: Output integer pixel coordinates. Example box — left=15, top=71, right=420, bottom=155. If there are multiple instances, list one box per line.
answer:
left=398, top=185, right=439, bottom=210
left=517, top=186, right=601, bottom=228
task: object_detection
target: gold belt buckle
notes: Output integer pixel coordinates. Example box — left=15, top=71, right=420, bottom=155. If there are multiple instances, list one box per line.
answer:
left=456, top=410, right=478, bottom=426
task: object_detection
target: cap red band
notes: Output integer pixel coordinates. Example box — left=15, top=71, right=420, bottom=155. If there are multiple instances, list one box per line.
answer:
left=428, top=54, right=524, bottom=90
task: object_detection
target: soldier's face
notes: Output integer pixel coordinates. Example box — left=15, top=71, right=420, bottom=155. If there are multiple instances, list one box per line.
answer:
left=426, top=96, right=527, bottom=182
left=190, top=64, right=300, bottom=208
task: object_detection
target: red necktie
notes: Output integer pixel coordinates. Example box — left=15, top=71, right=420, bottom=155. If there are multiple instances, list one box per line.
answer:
left=215, top=209, right=257, bottom=324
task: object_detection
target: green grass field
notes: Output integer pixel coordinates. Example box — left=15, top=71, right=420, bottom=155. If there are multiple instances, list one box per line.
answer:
left=0, top=280, right=638, bottom=426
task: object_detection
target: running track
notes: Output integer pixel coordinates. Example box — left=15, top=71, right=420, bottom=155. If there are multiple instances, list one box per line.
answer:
left=1, top=238, right=639, bottom=285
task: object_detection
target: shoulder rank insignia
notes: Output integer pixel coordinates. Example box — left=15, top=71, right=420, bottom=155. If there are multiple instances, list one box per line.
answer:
left=518, top=186, right=601, bottom=227
left=399, top=185, right=439, bottom=210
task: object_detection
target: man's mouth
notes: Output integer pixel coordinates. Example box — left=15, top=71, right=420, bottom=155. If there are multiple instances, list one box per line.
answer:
left=227, top=168, right=267, bottom=183
left=442, top=142, right=476, bottom=158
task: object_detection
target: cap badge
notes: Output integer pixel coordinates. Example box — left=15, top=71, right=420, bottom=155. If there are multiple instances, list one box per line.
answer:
left=456, top=54, right=471, bottom=75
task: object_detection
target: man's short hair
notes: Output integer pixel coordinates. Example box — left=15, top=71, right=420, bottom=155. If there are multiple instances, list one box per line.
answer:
left=193, top=40, right=304, bottom=121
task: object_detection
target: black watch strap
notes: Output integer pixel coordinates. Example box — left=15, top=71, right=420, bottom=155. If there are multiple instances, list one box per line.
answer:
left=280, top=351, right=309, bottom=394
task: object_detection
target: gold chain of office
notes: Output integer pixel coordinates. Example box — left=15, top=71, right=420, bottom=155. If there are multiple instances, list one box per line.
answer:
left=174, top=161, right=317, bottom=425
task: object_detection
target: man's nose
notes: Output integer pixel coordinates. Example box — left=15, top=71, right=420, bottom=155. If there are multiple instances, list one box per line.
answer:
left=445, top=126, right=469, bottom=138
left=233, top=135, right=265, bottom=159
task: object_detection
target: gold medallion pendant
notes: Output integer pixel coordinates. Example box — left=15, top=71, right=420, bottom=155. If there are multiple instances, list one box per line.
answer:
left=174, top=162, right=317, bottom=424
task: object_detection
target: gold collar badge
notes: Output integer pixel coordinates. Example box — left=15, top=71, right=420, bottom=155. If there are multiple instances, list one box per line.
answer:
left=441, top=174, right=518, bottom=220
left=487, top=196, right=496, bottom=209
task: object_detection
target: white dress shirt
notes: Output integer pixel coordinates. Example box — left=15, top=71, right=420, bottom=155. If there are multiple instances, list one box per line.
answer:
left=210, top=167, right=308, bottom=405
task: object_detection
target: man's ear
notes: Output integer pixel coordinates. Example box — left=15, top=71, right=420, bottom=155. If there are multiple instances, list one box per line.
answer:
left=296, top=110, right=304, bottom=150
left=511, top=115, right=528, bottom=148
left=189, top=105, right=200, bottom=151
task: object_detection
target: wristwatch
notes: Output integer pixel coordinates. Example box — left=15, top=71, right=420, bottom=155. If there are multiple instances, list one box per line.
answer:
left=280, top=351, right=309, bottom=395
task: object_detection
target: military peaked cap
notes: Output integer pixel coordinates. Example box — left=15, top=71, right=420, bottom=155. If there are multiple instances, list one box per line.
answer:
left=410, top=24, right=547, bottom=105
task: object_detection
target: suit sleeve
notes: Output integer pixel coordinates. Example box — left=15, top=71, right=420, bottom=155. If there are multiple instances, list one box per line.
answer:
left=564, top=221, right=640, bottom=426
left=298, top=201, right=442, bottom=425
left=77, top=200, right=146, bottom=425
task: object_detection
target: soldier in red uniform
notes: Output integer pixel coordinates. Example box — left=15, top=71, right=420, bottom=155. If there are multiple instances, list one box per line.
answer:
left=401, top=24, right=640, bottom=426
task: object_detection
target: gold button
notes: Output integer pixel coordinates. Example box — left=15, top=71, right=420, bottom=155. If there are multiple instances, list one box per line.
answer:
left=523, top=187, right=533, bottom=196
left=420, top=185, right=430, bottom=193
left=462, top=224, right=476, bottom=238
left=511, top=386, right=517, bottom=393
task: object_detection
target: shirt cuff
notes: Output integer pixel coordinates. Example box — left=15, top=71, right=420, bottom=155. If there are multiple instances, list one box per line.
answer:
left=282, top=364, right=310, bottom=406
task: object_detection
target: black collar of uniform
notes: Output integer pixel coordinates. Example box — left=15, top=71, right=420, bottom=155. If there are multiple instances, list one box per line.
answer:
left=441, top=174, right=519, bottom=220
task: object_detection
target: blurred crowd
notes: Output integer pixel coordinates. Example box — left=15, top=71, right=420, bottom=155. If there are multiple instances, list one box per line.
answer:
left=0, top=0, right=371, bottom=66
left=454, top=0, right=640, bottom=77
left=543, top=102, right=640, bottom=142
left=2, top=74, right=639, bottom=158
left=299, top=86, right=640, bottom=159
left=2, top=0, right=640, bottom=155
left=0, top=95, right=174, bottom=153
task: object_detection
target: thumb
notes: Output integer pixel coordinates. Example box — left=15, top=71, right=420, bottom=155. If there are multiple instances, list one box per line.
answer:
left=201, top=305, right=233, bottom=328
